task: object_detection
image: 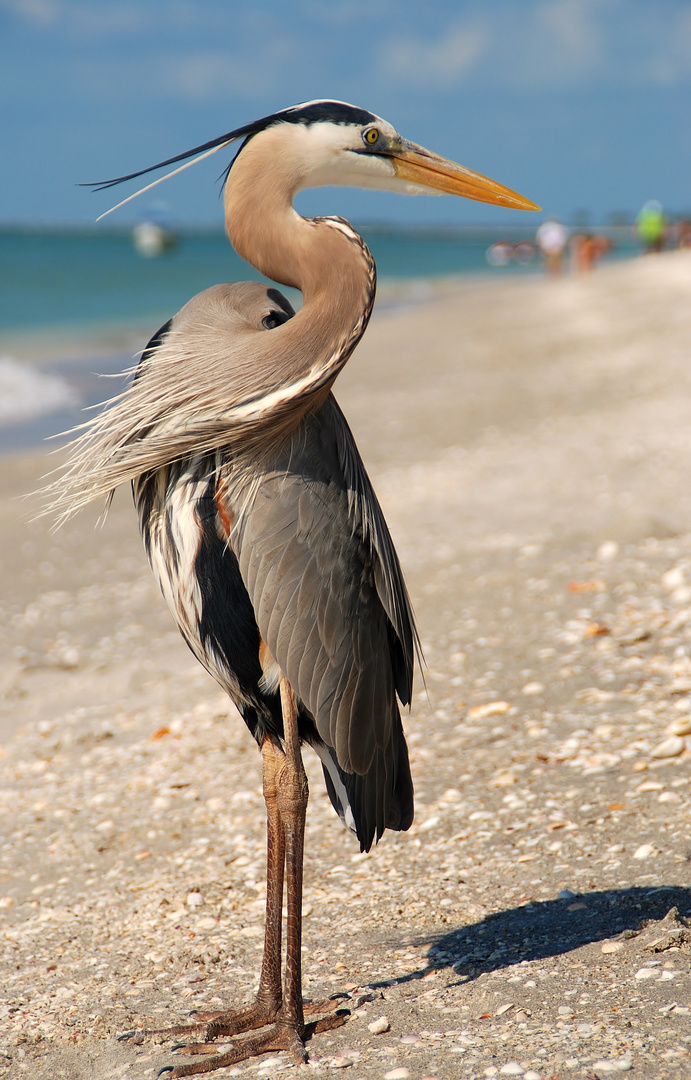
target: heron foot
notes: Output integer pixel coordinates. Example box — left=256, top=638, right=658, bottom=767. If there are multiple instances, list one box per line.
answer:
left=159, top=1010, right=349, bottom=1077
left=120, top=998, right=282, bottom=1045
left=120, top=992, right=348, bottom=1046
left=198, top=992, right=346, bottom=1040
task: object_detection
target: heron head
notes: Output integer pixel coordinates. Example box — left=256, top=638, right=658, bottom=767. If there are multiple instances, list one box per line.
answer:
left=245, top=101, right=540, bottom=212
left=86, top=98, right=539, bottom=218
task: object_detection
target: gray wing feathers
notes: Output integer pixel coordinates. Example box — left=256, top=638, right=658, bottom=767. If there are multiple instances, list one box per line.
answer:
left=330, top=397, right=418, bottom=705
left=231, top=394, right=416, bottom=780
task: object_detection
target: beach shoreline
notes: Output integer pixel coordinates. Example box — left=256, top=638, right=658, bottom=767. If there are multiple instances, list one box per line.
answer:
left=2, top=253, right=691, bottom=1078
left=0, top=273, right=501, bottom=457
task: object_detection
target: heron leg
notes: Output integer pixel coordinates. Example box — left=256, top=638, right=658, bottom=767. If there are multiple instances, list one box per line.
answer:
left=181, top=678, right=316, bottom=1063
left=196, top=735, right=286, bottom=1040
left=121, top=737, right=287, bottom=1049
left=155, top=680, right=347, bottom=1076
left=256, top=736, right=286, bottom=1011
left=269, top=678, right=346, bottom=1053
left=273, top=676, right=308, bottom=1057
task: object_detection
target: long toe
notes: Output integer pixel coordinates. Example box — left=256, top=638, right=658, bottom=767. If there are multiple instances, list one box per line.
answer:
left=119, top=999, right=281, bottom=1048
left=302, top=993, right=349, bottom=1016
left=304, top=1011, right=349, bottom=1036
left=202, top=1000, right=281, bottom=1039
left=160, top=1021, right=308, bottom=1077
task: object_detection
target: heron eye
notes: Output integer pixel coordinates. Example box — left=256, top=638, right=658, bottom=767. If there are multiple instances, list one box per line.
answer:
left=363, top=127, right=380, bottom=146
left=262, top=310, right=289, bottom=330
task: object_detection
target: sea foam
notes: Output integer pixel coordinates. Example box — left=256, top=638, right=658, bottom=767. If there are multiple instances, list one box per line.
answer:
left=0, top=356, right=78, bottom=427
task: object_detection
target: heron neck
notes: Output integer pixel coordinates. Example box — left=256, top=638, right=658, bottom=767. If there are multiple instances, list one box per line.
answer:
left=223, top=150, right=375, bottom=400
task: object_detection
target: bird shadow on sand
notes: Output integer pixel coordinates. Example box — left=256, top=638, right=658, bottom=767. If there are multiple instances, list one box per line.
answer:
left=369, top=885, right=691, bottom=988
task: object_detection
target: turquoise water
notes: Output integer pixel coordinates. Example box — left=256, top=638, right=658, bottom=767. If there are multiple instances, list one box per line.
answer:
left=0, top=224, right=638, bottom=335
left=0, top=223, right=638, bottom=451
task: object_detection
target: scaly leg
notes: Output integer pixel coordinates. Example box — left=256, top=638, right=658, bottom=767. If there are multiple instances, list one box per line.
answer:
left=186, top=736, right=287, bottom=1041
left=121, top=738, right=286, bottom=1048
left=154, top=681, right=346, bottom=1077
left=272, top=676, right=309, bottom=1056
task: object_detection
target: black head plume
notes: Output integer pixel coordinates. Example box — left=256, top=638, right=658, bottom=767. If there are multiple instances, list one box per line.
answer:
left=83, top=99, right=380, bottom=196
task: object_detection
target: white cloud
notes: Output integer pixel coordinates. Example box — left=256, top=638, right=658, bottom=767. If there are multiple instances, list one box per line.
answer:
left=0, top=0, right=59, bottom=26
left=380, top=3, right=609, bottom=93
left=643, top=7, right=691, bottom=85
left=2, top=0, right=151, bottom=37
left=382, top=22, right=487, bottom=89
left=507, top=0, right=607, bottom=88
left=378, top=0, right=691, bottom=93
left=538, top=0, right=604, bottom=54
left=163, top=41, right=297, bottom=101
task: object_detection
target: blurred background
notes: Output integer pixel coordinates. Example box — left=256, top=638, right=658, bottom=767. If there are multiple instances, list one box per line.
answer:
left=1, top=0, right=691, bottom=446
left=3, top=0, right=691, bottom=225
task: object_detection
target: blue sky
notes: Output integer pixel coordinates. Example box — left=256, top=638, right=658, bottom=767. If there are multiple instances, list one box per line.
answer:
left=2, top=0, right=691, bottom=226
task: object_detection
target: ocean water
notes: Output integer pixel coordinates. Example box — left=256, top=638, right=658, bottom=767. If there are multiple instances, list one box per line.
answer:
left=0, top=224, right=637, bottom=451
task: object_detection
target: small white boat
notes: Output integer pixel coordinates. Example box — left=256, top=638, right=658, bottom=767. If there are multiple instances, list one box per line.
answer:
left=133, top=220, right=177, bottom=257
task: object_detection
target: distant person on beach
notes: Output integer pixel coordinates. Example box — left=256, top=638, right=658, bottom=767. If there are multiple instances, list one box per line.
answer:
left=636, top=200, right=666, bottom=253
left=673, top=219, right=691, bottom=249
left=536, top=218, right=569, bottom=275
left=570, top=232, right=612, bottom=272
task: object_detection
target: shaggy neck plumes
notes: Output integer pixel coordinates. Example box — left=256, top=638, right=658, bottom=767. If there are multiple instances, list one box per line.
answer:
left=39, top=125, right=379, bottom=528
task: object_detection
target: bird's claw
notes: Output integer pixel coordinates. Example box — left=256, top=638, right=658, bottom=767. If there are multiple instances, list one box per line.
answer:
left=118, top=1028, right=144, bottom=1043
left=302, top=992, right=348, bottom=1016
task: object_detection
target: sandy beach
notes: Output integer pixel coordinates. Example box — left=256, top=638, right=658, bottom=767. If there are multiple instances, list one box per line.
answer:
left=1, top=253, right=691, bottom=1079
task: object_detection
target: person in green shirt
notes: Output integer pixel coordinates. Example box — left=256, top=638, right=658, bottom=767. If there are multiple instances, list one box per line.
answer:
left=636, top=200, right=666, bottom=253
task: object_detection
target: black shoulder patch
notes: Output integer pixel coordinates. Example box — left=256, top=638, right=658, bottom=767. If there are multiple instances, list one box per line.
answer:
left=266, top=287, right=295, bottom=316
left=135, top=318, right=173, bottom=383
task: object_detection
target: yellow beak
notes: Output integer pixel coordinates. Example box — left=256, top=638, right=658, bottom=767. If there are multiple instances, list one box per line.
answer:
left=391, top=140, right=540, bottom=211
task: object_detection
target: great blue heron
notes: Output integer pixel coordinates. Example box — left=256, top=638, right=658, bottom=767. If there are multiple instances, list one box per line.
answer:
left=46, top=100, right=538, bottom=1075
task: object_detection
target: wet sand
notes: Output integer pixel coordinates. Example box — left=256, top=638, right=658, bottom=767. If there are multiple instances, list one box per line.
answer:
left=1, top=253, right=691, bottom=1078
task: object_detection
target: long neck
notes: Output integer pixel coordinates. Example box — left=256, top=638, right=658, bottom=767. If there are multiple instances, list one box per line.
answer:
left=223, top=133, right=376, bottom=406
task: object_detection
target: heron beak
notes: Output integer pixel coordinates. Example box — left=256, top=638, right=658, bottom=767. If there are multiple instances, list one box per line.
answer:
left=391, top=140, right=540, bottom=211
